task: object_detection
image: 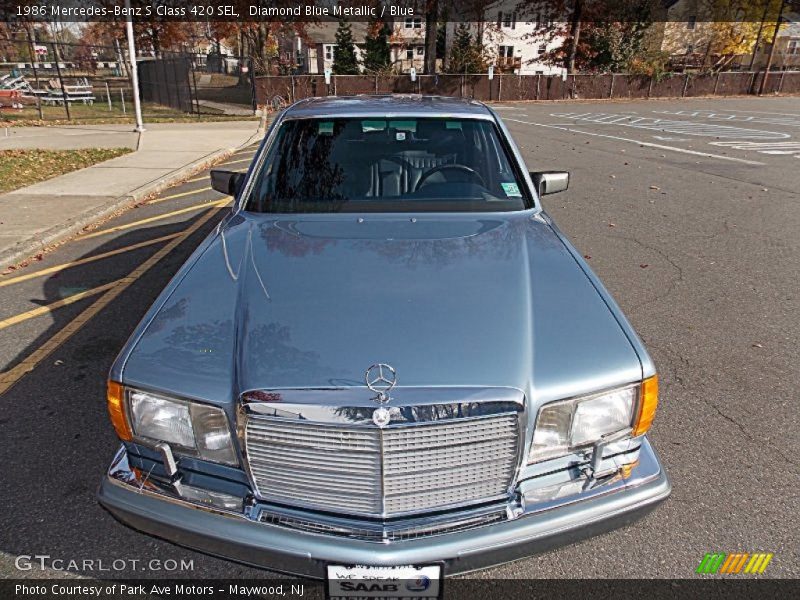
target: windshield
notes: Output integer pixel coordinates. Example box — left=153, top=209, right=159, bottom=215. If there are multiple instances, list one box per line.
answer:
left=244, top=117, right=531, bottom=213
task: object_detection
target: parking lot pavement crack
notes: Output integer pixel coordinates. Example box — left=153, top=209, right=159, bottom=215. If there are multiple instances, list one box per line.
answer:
left=702, top=398, right=798, bottom=471
left=661, top=346, right=799, bottom=471
left=613, top=233, right=684, bottom=309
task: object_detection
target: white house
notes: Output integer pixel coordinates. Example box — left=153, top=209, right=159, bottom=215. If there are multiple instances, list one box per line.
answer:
left=447, top=0, right=567, bottom=75
left=390, top=15, right=427, bottom=73
left=295, top=17, right=428, bottom=75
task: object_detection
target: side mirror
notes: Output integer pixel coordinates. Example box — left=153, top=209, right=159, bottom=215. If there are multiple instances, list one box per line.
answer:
left=530, top=171, right=569, bottom=196
left=210, top=169, right=246, bottom=197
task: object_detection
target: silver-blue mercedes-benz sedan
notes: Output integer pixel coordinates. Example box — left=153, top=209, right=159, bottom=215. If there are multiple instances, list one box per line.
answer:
left=98, top=95, right=670, bottom=582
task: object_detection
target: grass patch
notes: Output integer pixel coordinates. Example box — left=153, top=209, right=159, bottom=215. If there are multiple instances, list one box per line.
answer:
left=0, top=147, right=132, bottom=194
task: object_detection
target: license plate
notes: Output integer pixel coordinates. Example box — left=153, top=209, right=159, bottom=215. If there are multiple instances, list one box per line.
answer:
left=326, top=564, right=442, bottom=600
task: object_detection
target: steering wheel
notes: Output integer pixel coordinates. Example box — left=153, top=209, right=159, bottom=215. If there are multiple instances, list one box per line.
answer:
left=415, top=164, right=486, bottom=191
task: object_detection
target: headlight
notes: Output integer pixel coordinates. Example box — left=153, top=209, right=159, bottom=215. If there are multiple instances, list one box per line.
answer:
left=121, top=387, right=237, bottom=466
left=130, top=391, right=194, bottom=448
left=528, top=380, right=655, bottom=464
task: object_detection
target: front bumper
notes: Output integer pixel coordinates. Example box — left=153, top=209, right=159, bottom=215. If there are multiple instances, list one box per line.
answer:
left=98, top=438, right=670, bottom=577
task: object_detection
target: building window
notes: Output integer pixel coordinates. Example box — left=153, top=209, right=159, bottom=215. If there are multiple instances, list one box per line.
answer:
left=324, top=44, right=334, bottom=61
left=686, top=44, right=694, bottom=54
left=406, top=48, right=414, bottom=60
left=538, top=43, right=547, bottom=55
left=497, top=11, right=516, bottom=29
left=687, top=16, right=696, bottom=29
left=416, top=46, right=424, bottom=56
left=788, top=40, right=800, bottom=55
left=405, top=17, right=422, bottom=29
left=498, top=45, right=514, bottom=59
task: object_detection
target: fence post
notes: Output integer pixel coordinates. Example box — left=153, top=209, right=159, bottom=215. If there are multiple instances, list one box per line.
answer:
left=713, top=71, right=721, bottom=96
left=608, top=73, right=615, bottom=98
left=682, top=73, right=690, bottom=97
left=498, top=74, right=502, bottom=102
left=290, top=74, right=295, bottom=103
left=52, top=44, right=71, bottom=120
left=190, top=59, right=201, bottom=118
left=778, top=70, right=786, bottom=94
left=105, top=81, right=112, bottom=110
left=247, top=58, right=257, bottom=115
left=748, top=71, right=756, bottom=95
left=647, top=75, right=653, bottom=98
left=536, top=74, right=541, bottom=100
left=375, top=75, right=378, bottom=93
left=120, top=89, right=126, bottom=113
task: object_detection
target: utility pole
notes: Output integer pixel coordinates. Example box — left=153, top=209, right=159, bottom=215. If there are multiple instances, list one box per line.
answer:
left=759, top=0, right=787, bottom=95
left=124, top=0, right=145, bottom=132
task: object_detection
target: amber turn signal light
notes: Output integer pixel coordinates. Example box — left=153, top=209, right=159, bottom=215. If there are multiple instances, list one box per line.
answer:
left=107, top=380, right=132, bottom=441
left=632, top=375, right=658, bottom=436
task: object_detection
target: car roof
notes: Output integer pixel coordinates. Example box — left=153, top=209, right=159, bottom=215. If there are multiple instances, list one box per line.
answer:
left=282, top=95, right=494, bottom=120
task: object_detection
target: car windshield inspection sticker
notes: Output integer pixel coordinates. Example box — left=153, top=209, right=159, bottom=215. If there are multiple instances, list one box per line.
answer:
left=501, top=182, right=522, bottom=197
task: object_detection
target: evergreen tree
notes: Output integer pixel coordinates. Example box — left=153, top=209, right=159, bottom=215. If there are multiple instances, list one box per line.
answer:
left=363, top=18, right=391, bottom=73
left=332, top=18, right=359, bottom=75
left=447, top=24, right=485, bottom=74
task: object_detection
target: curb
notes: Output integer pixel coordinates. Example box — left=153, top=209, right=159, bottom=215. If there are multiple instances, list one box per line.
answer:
left=0, top=130, right=263, bottom=270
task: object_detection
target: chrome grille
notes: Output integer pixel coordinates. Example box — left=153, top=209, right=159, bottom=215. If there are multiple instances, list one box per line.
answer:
left=244, top=414, right=519, bottom=517
left=258, top=508, right=508, bottom=541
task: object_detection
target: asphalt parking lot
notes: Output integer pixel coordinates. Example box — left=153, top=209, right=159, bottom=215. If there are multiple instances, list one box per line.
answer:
left=0, top=95, right=797, bottom=580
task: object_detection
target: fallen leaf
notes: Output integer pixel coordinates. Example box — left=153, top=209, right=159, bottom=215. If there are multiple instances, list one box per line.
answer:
left=608, top=223, right=616, bottom=227
left=649, top=185, right=660, bottom=190
left=640, top=264, right=649, bottom=268
left=752, top=343, right=763, bottom=348
left=584, top=254, right=591, bottom=259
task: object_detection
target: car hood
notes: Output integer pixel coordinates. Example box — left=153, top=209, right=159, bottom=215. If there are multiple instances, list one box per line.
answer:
left=119, top=212, right=642, bottom=407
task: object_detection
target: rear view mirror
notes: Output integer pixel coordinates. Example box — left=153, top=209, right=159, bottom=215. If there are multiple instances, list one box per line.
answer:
left=210, top=170, right=246, bottom=197
left=531, top=171, right=569, bottom=196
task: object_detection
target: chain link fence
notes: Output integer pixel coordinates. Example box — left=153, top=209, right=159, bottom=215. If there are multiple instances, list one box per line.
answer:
left=5, top=38, right=798, bottom=123
left=1, top=39, right=256, bottom=123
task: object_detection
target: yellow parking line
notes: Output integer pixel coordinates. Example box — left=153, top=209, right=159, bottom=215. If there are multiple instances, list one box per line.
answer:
left=0, top=233, right=181, bottom=288
left=187, top=169, right=246, bottom=184
left=80, top=198, right=230, bottom=240
left=0, top=206, right=225, bottom=395
left=219, top=158, right=252, bottom=166
left=0, top=281, right=119, bottom=331
left=147, top=186, right=212, bottom=204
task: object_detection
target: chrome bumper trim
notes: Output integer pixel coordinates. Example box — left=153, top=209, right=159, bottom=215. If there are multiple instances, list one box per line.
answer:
left=99, top=438, right=669, bottom=577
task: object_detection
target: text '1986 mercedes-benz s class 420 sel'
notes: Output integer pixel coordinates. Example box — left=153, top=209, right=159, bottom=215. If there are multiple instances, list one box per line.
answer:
left=98, top=96, right=670, bottom=587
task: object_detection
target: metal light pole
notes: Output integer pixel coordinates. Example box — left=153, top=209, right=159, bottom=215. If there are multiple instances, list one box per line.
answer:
left=124, top=0, right=145, bottom=132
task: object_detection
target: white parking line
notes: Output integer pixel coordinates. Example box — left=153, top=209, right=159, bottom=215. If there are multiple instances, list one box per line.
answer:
left=550, top=112, right=789, bottom=139
left=707, top=108, right=800, bottom=118
left=653, top=109, right=800, bottom=128
left=710, top=141, right=800, bottom=155
left=504, top=118, right=766, bottom=165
